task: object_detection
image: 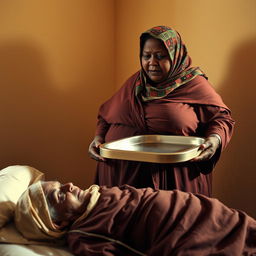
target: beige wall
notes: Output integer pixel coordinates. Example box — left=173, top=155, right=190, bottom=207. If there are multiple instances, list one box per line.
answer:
left=0, top=0, right=115, bottom=188
left=1, top=0, right=256, bottom=217
left=115, top=0, right=256, bottom=217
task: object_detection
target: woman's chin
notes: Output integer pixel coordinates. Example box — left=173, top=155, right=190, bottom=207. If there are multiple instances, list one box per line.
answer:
left=148, top=76, right=165, bottom=84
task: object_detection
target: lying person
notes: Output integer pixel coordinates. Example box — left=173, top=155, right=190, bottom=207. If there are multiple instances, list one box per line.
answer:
left=15, top=181, right=256, bottom=256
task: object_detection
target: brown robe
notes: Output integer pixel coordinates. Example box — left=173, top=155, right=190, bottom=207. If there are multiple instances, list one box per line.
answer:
left=67, top=185, right=256, bottom=256
left=95, top=72, right=234, bottom=196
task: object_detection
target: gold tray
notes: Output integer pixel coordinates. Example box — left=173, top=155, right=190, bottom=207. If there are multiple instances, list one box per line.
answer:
left=100, top=135, right=205, bottom=163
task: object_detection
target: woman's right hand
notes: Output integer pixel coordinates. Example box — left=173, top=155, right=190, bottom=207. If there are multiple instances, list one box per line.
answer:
left=88, top=135, right=106, bottom=161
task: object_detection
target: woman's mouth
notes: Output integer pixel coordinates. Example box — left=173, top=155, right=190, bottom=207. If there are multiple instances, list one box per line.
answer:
left=74, top=187, right=81, bottom=199
left=148, top=70, right=162, bottom=75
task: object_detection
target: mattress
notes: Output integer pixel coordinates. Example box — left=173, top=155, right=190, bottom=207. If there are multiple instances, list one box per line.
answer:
left=0, top=222, right=74, bottom=256
left=0, top=243, right=74, bottom=256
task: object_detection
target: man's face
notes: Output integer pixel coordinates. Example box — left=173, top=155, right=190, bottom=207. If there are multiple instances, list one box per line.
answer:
left=42, top=181, right=89, bottom=222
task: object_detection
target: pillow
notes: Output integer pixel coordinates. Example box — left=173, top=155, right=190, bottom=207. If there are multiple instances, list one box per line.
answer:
left=0, top=165, right=44, bottom=228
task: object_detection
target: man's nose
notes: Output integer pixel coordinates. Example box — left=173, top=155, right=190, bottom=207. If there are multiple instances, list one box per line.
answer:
left=62, top=182, right=73, bottom=192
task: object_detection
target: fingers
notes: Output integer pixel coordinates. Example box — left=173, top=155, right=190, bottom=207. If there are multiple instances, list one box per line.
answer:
left=88, top=145, right=105, bottom=161
left=89, top=151, right=105, bottom=161
left=191, top=136, right=220, bottom=162
left=88, top=137, right=106, bottom=162
left=192, top=143, right=214, bottom=161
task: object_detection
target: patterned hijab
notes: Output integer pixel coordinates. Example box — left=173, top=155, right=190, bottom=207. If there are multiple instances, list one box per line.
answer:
left=136, top=26, right=205, bottom=101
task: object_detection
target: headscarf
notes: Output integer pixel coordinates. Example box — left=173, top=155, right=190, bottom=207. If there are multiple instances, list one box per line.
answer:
left=14, top=181, right=66, bottom=241
left=14, top=181, right=101, bottom=242
left=136, top=25, right=205, bottom=101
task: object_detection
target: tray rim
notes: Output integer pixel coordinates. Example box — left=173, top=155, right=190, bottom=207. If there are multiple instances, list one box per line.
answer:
left=99, top=135, right=205, bottom=163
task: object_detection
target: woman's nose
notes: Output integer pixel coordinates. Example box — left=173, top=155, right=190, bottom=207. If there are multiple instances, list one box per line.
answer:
left=149, top=55, right=158, bottom=65
left=62, top=182, right=73, bottom=192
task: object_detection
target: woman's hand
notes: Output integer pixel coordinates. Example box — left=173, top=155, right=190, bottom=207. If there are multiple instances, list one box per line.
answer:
left=88, top=135, right=105, bottom=161
left=191, top=135, right=221, bottom=162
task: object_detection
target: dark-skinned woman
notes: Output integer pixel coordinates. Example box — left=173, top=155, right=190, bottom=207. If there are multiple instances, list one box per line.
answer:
left=88, top=26, right=234, bottom=197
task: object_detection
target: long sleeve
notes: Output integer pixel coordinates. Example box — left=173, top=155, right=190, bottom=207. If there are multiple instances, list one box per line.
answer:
left=194, top=105, right=235, bottom=150
left=95, top=116, right=110, bottom=138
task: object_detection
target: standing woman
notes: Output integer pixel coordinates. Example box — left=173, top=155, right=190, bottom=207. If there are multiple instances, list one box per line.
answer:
left=88, top=26, right=234, bottom=196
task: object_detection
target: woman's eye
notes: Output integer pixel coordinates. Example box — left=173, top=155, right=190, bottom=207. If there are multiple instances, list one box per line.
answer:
left=157, top=55, right=166, bottom=60
left=58, top=191, right=66, bottom=202
left=142, top=54, right=150, bottom=60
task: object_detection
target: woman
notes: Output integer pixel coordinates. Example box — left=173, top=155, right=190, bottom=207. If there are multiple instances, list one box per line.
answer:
left=88, top=26, right=234, bottom=196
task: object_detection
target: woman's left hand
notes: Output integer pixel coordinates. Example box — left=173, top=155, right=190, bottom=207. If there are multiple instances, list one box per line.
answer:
left=191, top=135, right=221, bottom=162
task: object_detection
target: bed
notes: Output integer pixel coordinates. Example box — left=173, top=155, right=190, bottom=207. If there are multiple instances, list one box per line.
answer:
left=0, top=243, right=73, bottom=256
left=1, top=165, right=255, bottom=255
left=0, top=165, right=74, bottom=256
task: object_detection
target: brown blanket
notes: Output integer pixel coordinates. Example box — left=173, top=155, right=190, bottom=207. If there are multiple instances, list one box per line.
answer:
left=67, top=185, right=256, bottom=256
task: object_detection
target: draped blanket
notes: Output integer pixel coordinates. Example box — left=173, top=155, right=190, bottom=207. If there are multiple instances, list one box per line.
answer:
left=67, top=185, right=256, bottom=256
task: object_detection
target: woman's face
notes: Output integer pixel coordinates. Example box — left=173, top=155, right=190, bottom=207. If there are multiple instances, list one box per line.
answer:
left=42, top=181, right=89, bottom=222
left=141, top=38, right=171, bottom=83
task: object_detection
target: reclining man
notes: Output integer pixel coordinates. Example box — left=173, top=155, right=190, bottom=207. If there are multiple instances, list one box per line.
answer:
left=15, top=181, right=256, bottom=256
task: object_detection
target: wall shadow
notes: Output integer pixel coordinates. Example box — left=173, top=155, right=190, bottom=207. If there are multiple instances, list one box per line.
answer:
left=0, top=40, right=97, bottom=188
left=213, top=37, right=256, bottom=217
